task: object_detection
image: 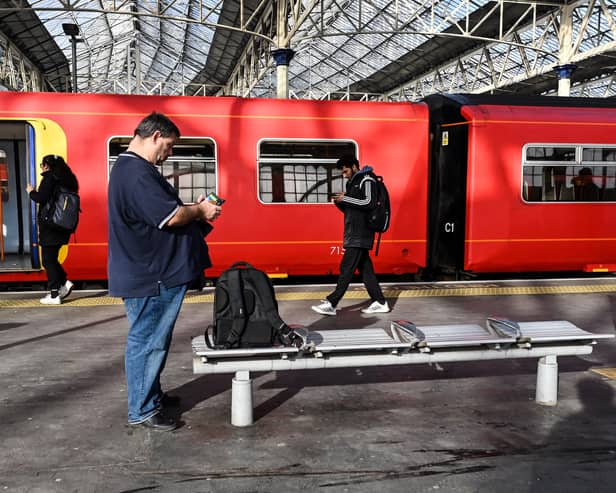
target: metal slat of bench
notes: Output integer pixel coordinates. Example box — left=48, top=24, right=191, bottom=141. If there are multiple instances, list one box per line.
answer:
left=518, top=321, right=616, bottom=343
left=418, top=324, right=515, bottom=348
left=306, top=327, right=419, bottom=352
left=192, top=337, right=300, bottom=359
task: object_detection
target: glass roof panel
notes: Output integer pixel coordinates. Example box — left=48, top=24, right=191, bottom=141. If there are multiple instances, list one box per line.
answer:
left=30, top=0, right=220, bottom=93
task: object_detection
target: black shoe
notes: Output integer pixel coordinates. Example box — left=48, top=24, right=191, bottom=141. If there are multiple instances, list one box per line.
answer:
left=161, top=393, right=181, bottom=407
left=132, top=413, right=177, bottom=432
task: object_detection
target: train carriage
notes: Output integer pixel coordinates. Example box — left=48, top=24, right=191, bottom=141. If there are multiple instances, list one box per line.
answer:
left=0, top=92, right=429, bottom=283
left=425, top=94, right=616, bottom=277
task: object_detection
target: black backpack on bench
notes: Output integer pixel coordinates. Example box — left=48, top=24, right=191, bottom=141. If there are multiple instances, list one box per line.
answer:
left=205, top=261, right=302, bottom=349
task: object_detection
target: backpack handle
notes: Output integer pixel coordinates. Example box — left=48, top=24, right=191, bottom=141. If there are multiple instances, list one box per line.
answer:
left=229, top=261, right=254, bottom=270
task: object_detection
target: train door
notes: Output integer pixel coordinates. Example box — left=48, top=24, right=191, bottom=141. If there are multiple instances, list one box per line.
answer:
left=421, top=93, right=472, bottom=278
left=0, top=121, right=39, bottom=271
left=427, top=122, right=468, bottom=277
left=0, top=117, right=66, bottom=276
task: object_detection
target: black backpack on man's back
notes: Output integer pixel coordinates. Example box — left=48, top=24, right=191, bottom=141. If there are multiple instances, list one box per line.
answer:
left=366, top=172, right=391, bottom=256
left=205, top=261, right=302, bottom=349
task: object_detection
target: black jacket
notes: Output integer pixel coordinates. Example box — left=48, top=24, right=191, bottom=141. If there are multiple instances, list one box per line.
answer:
left=29, top=171, right=74, bottom=246
left=336, top=167, right=377, bottom=249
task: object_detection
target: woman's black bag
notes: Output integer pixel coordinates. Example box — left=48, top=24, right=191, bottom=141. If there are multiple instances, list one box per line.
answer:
left=205, top=261, right=302, bottom=349
left=40, top=186, right=81, bottom=232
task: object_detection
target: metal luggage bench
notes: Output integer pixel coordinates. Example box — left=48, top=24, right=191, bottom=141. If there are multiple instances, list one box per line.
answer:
left=191, top=319, right=614, bottom=426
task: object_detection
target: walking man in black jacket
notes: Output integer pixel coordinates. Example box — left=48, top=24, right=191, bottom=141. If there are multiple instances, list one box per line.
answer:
left=312, top=154, right=389, bottom=316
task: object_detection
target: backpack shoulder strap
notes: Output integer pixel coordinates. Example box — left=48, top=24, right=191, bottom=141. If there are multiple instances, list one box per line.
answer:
left=221, top=268, right=247, bottom=348
left=244, top=269, right=287, bottom=332
left=244, top=268, right=302, bottom=346
left=374, top=231, right=382, bottom=257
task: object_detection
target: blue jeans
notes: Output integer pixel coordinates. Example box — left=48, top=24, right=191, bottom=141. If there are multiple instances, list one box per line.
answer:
left=123, top=283, right=188, bottom=423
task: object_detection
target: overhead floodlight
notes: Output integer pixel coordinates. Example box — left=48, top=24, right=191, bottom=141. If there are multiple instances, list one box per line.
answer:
left=62, top=23, right=80, bottom=92
left=62, top=23, right=79, bottom=37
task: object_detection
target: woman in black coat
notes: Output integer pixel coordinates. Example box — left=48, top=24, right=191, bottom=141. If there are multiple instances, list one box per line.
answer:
left=26, top=154, right=79, bottom=305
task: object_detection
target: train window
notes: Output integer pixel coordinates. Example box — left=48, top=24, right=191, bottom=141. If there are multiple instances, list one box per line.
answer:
left=582, top=147, right=616, bottom=163
left=108, top=137, right=217, bottom=203
left=257, top=140, right=356, bottom=203
left=523, top=144, right=616, bottom=202
left=525, top=146, right=576, bottom=163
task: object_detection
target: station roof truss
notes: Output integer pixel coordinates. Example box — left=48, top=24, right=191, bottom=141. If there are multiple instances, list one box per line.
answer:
left=0, top=0, right=613, bottom=100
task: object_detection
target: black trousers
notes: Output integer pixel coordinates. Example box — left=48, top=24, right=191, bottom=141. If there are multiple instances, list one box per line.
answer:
left=41, top=245, right=67, bottom=293
left=327, top=247, right=385, bottom=308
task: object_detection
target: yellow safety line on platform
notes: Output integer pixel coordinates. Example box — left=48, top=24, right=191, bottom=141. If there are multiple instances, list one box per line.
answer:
left=591, top=368, right=616, bottom=380
left=1, top=283, right=616, bottom=308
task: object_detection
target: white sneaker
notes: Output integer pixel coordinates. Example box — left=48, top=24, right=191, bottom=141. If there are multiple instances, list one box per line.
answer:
left=311, top=300, right=336, bottom=316
left=58, top=280, right=74, bottom=300
left=40, top=293, right=61, bottom=305
left=361, top=301, right=390, bottom=314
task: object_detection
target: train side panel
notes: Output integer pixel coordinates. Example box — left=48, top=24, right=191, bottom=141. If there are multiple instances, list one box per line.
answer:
left=186, top=97, right=429, bottom=276
left=463, top=104, right=616, bottom=273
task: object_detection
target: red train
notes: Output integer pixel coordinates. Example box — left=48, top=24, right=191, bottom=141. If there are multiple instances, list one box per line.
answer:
left=0, top=91, right=615, bottom=285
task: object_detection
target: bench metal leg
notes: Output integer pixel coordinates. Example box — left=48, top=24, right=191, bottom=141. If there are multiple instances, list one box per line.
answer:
left=231, top=370, right=253, bottom=426
left=536, top=355, right=558, bottom=406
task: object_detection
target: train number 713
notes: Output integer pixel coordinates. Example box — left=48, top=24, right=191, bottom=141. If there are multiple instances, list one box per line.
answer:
left=329, top=246, right=345, bottom=255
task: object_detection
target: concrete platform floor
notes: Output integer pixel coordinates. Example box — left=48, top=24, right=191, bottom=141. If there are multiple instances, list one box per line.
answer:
left=1, top=279, right=616, bottom=492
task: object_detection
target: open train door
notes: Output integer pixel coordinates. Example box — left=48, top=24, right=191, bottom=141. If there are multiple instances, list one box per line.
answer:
left=0, top=121, right=40, bottom=272
left=0, top=119, right=66, bottom=276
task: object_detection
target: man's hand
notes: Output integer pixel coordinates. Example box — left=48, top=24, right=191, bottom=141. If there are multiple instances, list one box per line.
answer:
left=333, top=192, right=345, bottom=204
left=199, top=199, right=221, bottom=221
left=166, top=198, right=221, bottom=227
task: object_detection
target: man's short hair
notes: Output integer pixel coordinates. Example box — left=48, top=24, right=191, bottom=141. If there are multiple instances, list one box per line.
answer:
left=134, top=112, right=180, bottom=139
left=336, top=154, right=359, bottom=169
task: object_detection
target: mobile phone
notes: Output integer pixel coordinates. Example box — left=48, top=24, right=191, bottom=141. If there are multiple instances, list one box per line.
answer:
left=207, top=192, right=225, bottom=206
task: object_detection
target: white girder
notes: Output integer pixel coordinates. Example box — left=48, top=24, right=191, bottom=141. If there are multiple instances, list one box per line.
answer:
left=0, top=0, right=613, bottom=98
left=557, top=72, right=616, bottom=98
left=383, top=0, right=616, bottom=100
left=0, top=29, right=43, bottom=91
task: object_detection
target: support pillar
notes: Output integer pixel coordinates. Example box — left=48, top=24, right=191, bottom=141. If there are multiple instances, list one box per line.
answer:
left=272, top=48, right=295, bottom=99
left=231, top=370, right=253, bottom=426
left=536, top=355, right=558, bottom=406
left=555, top=4, right=575, bottom=97
left=554, top=64, right=577, bottom=97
